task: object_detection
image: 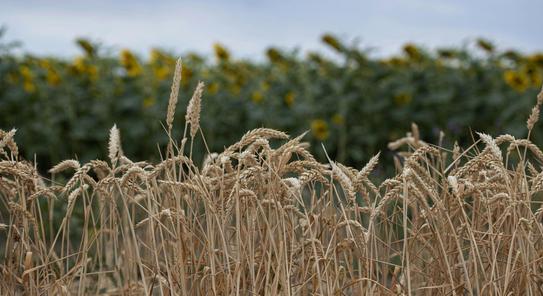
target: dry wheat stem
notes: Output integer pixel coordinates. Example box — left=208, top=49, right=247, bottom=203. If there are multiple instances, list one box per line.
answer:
left=166, top=58, right=183, bottom=134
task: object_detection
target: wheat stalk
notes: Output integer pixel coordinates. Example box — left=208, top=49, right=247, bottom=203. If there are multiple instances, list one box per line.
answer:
left=108, top=124, right=121, bottom=166
left=166, top=58, right=183, bottom=134
left=185, top=81, right=205, bottom=138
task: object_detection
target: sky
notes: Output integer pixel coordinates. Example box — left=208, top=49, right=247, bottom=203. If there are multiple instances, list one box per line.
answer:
left=1, top=0, right=542, bottom=59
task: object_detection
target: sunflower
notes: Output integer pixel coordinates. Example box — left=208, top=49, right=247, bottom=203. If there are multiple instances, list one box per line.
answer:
left=321, top=34, right=343, bottom=52
left=37, top=59, right=60, bottom=85
left=87, top=65, right=98, bottom=82
left=332, top=114, right=344, bottom=125
left=19, top=65, right=33, bottom=80
left=153, top=66, right=170, bottom=80
left=502, top=50, right=521, bottom=62
left=394, top=92, right=412, bottom=106
left=403, top=43, right=421, bottom=60
left=260, top=81, right=270, bottom=92
left=19, top=66, right=36, bottom=93
left=284, top=91, right=295, bottom=107
left=213, top=43, right=230, bottom=61
left=46, top=69, right=61, bottom=86
left=383, top=57, right=408, bottom=67
left=149, top=49, right=178, bottom=81
left=529, top=53, right=543, bottom=67
left=503, top=70, right=529, bottom=92
left=311, top=119, right=329, bottom=141
left=523, top=65, right=542, bottom=87
left=307, top=52, right=324, bottom=64
left=251, top=91, right=263, bottom=104
left=437, top=49, right=456, bottom=59
left=76, top=38, right=95, bottom=56
left=150, top=49, right=176, bottom=66
left=143, top=97, right=156, bottom=108
left=207, top=82, right=219, bottom=95
left=72, top=56, right=87, bottom=74
left=476, top=38, right=494, bottom=53
left=149, top=48, right=163, bottom=65
left=120, top=49, right=142, bottom=77
left=266, top=47, right=284, bottom=64
left=23, top=81, right=36, bottom=93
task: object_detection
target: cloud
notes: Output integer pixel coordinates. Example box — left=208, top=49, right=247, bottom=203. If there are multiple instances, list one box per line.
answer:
left=1, top=0, right=541, bottom=58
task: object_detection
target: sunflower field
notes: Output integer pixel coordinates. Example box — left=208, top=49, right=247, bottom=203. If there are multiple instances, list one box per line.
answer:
left=1, top=33, right=542, bottom=172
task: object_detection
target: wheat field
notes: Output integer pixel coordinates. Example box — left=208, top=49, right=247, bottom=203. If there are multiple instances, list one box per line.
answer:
left=1, top=59, right=543, bottom=295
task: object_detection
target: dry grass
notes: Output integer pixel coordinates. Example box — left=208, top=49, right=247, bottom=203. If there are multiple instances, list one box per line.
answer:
left=1, top=72, right=543, bottom=295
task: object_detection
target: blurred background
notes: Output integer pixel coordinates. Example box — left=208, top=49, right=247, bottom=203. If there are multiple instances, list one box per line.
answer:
left=1, top=0, right=543, bottom=174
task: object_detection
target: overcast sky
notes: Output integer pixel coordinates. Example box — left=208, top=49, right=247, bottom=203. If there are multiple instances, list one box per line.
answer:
left=1, top=0, right=542, bottom=59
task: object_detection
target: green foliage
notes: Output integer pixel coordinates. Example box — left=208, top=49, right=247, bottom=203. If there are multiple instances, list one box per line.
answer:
left=1, top=34, right=542, bottom=171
